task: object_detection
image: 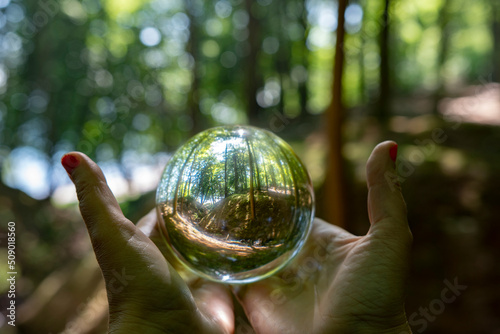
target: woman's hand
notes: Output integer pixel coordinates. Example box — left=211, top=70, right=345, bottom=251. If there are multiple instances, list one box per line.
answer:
left=234, top=141, right=413, bottom=333
left=61, top=153, right=234, bottom=334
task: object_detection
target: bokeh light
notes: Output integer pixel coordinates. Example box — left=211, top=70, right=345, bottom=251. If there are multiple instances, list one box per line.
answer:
left=140, top=26, right=162, bottom=47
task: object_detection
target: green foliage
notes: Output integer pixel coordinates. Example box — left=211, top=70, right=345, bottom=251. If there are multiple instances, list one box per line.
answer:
left=1, top=0, right=497, bottom=199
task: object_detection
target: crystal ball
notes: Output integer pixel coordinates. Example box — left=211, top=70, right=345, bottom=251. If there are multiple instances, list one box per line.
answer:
left=156, top=126, right=315, bottom=283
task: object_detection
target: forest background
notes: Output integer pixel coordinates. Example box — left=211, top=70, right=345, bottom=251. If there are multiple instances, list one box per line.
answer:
left=0, top=0, right=499, bottom=333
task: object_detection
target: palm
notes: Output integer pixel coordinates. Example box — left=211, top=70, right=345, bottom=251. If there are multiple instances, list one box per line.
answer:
left=236, top=218, right=411, bottom=333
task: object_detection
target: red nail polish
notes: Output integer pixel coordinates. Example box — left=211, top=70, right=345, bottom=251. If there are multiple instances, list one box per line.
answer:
left=61, top=154, right=79, bottom=174
left=389, top=144, right=398, bottom=162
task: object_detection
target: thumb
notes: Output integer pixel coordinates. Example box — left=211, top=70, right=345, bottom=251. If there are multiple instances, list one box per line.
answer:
left=366, top=141, right=412, bottom=241
left=61, top=152, right=144, bottom=301
left=60, top=153, right=161, bottom=288
left=61, top=152, right=135, bottom=249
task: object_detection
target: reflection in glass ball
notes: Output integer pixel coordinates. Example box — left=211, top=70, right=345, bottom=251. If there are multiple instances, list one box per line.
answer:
left=156, top=126, right=315, bottom=283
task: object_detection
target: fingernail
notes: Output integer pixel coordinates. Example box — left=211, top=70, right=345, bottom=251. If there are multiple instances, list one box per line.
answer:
left=61, top=154, right=80, bottom=174
left=389, top=144, right=398, bottom=162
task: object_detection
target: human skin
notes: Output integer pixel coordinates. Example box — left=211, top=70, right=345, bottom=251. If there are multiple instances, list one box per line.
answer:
left=61, top=140, right=412, bottom=334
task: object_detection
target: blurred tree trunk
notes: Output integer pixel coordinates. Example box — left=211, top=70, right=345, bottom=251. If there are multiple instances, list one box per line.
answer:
left=298, top=1, right=310, bottom=117
left=245, top=0, right=261, bottom=125
left=359, top=28, right=366, bottom=104
left=377, top=0, right=390, bottom=125
left=493, top=2, right=500, bottom=82
left=433, top=0, right=452, bottom=114
left=322, top=0, right=348, bottom=228
left=187, top=0, right=202, bottom=134
left=276, top=2, right=289, bottom=117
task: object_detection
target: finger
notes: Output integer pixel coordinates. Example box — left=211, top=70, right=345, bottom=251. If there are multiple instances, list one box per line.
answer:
left=61, top=153, right=167, bottom=281
left=61, top=152, right=134, bottom=243
left=136, top=209, right=172, bottom=264
left=190, top=280, right=234, bottom=334
left=136, top=209, right=159, bottom=236
left=137, top=209, right=195, bottom=278
left=366, top=142, right=411, bottom=238
left=61, top=152, right=157, bottom=274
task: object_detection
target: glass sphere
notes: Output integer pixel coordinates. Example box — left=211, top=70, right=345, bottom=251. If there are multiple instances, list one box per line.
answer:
left=156, top=126, right=315, bottom=283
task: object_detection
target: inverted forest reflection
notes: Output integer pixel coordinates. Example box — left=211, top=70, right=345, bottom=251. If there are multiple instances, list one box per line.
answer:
left=156, top=126, right=314, bottom=283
